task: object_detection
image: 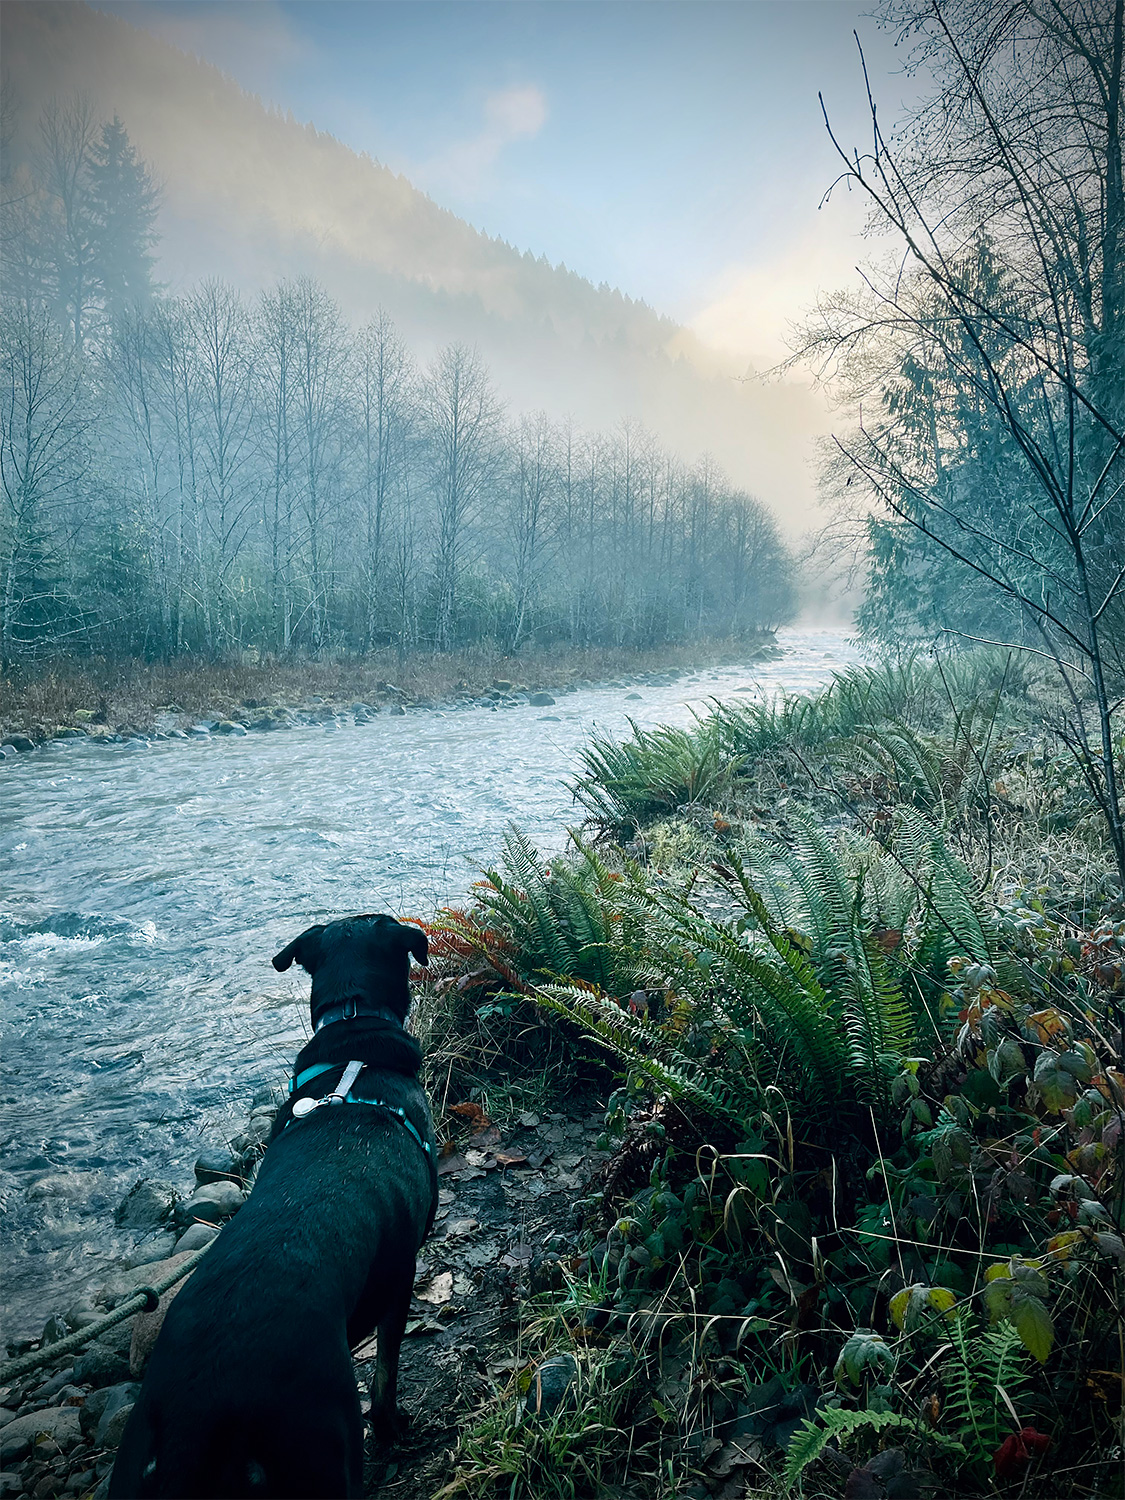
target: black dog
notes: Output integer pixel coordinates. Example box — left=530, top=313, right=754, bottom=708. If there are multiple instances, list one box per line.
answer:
left=109, top=913, right=436, bottom=1499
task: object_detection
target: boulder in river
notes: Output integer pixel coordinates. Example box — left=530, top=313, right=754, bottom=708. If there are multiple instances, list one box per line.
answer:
left=193, top=1148, right=240, bottom=1186
left=2, top=735, right=34, bottom=753
left=174, top=1180, right=244, bottom=1229
left=528, top=692, right=555, bottom=707
left=213, top=720, right=248, bottom=736
left=115, top=1180, right=176, bottom=1231
left=389, top=703, right=406, bottom=716
left=39, top=1315, right=68, bottom=1348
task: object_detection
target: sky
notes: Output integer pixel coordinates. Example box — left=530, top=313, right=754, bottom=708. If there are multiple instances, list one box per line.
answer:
left=95, top=0, right=922, bottom=370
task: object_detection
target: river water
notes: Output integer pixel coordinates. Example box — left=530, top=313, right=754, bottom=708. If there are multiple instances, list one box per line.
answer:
left=0, top=628, right=858, bottom=1339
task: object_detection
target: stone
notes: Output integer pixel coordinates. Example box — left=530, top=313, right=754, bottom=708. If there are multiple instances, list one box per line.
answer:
left=115, top=1181, right=175, bottom=1231
left=525, top=1353, right=578, bottom=1418
left=129, top=1275, right=187, bottom=1377
left=625, top=692, right=643, bottom=700
left=53, top=728, right=86, bottom=739
left=39, top=1317, right=68, bottom=1349
left=0, top=744, right=14, bottom=758
left=33, top=1370, right=75, bottom=1400
left=174, top=1180, right=243, bottom=1229
left=0, top=1472, right=20, bottom=1497
left=192, top=1149, right=239, bottom=1186
left=72, top=710, right=97, bottom=722
left=172, top=1222, right=219, bottom=1255
left=187, top=725, right=211, bottom=737
left=251, top=1085, right=282, bottom=1109
left=212, top=720, right=247, bottom=736
left=93, top=1386, right=139, bottom=1449
left=492, top=679, right=513, bottom=692
left=388, top=704, right=406, bottom=716
left=1, top=735, right=34, bottom=753
left=71, top=1346, right=129, bottom=1392
left=527, top=692, right=555, bottom=707
left=122, top=1236, right=177, bottom=1270
left=0, top=1409, right=81, bottom=1464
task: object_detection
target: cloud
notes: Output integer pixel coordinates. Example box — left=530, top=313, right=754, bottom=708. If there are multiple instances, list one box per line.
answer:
left=425, top=85, right=548, bottom=196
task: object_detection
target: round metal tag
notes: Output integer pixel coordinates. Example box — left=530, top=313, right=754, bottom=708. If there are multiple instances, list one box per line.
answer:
left=291, top=1096, right=319, bottom=1118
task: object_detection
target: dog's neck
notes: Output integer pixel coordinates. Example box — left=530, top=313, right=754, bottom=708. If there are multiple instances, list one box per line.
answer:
left=313, top=998, right=406, bottom=1034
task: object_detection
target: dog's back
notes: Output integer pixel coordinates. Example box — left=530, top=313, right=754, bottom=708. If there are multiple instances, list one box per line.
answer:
left=109, top=1075, right=433, bottom=1499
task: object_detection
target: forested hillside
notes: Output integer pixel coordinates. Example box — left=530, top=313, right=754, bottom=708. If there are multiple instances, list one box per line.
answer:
left=0, top=105, right=794, bottom=665
left=0, top=0, right=825, bottom=538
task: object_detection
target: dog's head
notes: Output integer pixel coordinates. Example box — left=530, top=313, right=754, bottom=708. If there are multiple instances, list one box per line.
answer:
left=272, top=912, right=428, bottom=1026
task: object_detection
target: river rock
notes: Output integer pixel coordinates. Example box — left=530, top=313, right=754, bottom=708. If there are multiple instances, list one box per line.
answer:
left=172, top=1222, right=219, bottom=1255
left=122, top=1236, right=177, bottom=1270
left=39, top=1316, right=68, bottom=1349
left=71, top=1345, right=129, bottom=1391
left=33, top=1371, right=75, bottom=1400
left=1, top=735, right=34, bottom=753
left=53, top=728, right=86, bottom=739
left=62, top=1299, right=99, bottom=1336
left=94, top=1385, right=140, bottom=1448
left=527, top=692, right=555, bottom=706
left=0, top=1471, right=20, bottom=1497
left=0, top=1408, right=81, bottom=1463
left=174, top=1180, right=244, bottom=1229
left=389, top=703, right=406, bottom=716
left=115, top=1181, right=176, bottom=1231
left=0, top=744, right=14, bottom=758
left=193, top=1148, right=239, bottom=1186
left=187, top=725, right=211, bottom=737
left=212, top=720, right=247, bottom=736
left=129, top=1273, right=188, bottom=1377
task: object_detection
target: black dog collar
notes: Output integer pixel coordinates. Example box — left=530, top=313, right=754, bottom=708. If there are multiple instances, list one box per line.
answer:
left=314, top=1000, right=403, bottom=1033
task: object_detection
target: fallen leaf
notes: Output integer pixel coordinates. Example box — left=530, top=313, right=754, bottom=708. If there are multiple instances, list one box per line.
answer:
left=495, top=1151, right=529, bottom=1168
left=443, top=1217, right=480, bottom=1239
left=449, top=1102, right=491, bottom=1129
left=464, top=1149, right=496, bottom=1170
left=437, top=1153, right=470, bottom=1177
left=415, top=1271, right=454, bottom=1305
left=469, top=1125, right=502, bottom=1150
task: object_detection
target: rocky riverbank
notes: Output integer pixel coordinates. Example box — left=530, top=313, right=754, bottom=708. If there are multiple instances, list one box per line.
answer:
left=0, top=1072, right=616, bottom=1500
left=0, top=638, right=777, bottom=756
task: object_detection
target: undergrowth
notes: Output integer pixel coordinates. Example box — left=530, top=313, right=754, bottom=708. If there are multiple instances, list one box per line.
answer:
left=410, top=649, right=1123, bottom=1499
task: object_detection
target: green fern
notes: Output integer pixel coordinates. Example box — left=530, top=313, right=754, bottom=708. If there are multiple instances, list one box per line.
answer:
left=784, top=1407, right=966, bottom=1490
left=941, top=1317, right=1031, bottom=1473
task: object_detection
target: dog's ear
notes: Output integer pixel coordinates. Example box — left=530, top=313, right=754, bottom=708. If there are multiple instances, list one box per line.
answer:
left=272, top=924, right=326, bottom=973
left=396, top=922, right=429, bottom=967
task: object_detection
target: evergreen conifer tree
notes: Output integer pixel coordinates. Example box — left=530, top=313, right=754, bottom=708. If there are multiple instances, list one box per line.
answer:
left=87, top=116, right=160, bottom=317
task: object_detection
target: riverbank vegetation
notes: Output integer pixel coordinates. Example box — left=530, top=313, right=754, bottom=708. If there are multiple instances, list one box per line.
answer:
left=411, top=648, right=1123, bottom=1499
left=0, top=633, right=777, bottom=743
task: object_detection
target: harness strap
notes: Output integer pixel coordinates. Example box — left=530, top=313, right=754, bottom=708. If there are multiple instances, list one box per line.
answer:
left=285, top=1059, right=438, bottom=1237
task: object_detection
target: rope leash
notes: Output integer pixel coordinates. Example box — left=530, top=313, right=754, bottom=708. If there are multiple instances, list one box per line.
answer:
left=0, top=1237, right=215, bottom=1386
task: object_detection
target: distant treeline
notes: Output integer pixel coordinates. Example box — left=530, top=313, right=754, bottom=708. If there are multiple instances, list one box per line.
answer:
left=0, top=103, right=795, bottom=667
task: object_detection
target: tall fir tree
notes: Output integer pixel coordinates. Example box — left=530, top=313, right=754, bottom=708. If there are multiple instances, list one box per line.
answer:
left=87, top=116, right=160, bottom=319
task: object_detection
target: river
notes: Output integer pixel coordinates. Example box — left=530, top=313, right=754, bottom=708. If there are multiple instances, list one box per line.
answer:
left=0, top=628, right=858, bottom=1340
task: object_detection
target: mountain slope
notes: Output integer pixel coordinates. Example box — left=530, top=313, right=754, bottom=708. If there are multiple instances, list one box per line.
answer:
left=2, top=0, right=827, bottom=530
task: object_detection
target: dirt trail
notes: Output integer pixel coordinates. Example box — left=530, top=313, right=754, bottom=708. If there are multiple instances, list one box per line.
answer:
left=360, top=1097, right=609, bottom=1498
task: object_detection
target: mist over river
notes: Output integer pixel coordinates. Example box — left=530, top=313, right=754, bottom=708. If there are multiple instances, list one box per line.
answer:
left=0, top=629, right=858, bottom=1339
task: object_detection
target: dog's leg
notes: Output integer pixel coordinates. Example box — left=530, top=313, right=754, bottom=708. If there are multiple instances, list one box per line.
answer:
left=368, top=1261, right=412, bottom=1444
